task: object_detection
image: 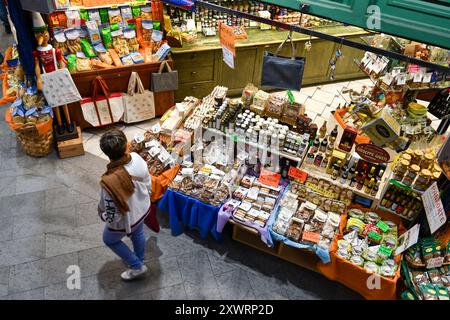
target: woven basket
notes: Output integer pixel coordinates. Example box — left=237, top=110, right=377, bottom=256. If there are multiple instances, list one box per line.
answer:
left=15, top=125, right=54, bottom=157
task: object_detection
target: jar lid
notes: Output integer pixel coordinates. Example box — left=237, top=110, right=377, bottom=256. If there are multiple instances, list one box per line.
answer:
left=432, top=171, right=441, bottom=180
left=401, top=159, right=410, bottom=167
left=414, top=150, right=424, bottom=157
left=421, top=169, right=431, bottom=177
left=434, top=163, right=442, bottom=173
left=424, top=153, right=434, bottom=161
left=410, top=164, right=420, bottom=172
left=402, top=154, right=412, bottom=161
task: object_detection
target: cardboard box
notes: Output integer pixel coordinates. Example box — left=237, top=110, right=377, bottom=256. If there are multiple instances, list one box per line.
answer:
left=57, top=127, right=85, bottom=159
left=361, top=109, right=401, bottom=146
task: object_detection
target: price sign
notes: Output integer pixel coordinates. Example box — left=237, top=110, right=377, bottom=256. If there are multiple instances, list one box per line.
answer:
left=219, top=22, right=235, bottom=69
left=222, top=46, right=235, bottom=69
left=378, top=245, right=393, bottom=257
left=395, top=224, right=420, bottom=255
left=259, top=169, right=281, bottom=188
left=426, top=257, right=444, bottom=269
left=302, top=231, right=321, bottom=244
left=422, top=182, right=447, bottom=234
left=288, top=166, right=308, bottom=183
left=368, top=231, right=382, bottom=242
left=376, top=221, right=390, bottom=233
left=151, top=123, right=161, bottom=134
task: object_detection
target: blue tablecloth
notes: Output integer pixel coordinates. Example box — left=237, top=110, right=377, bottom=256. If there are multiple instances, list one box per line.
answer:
left=158, top=189, right=223, bottom=241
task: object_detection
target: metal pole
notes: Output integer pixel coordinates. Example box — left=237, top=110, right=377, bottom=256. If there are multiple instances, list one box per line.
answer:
left=195, top=0, right=450, bottom=74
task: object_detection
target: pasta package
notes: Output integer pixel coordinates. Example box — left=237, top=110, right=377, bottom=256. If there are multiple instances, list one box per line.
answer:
left=108, top=8, right=123, bottom=24
left=124, top=28, right=139, bottom=52
left=111, top=29, right=129, bottom=57
left=99, top=8, right=109, bottom=24
left=100, top=25, right=113, bottom=49
left=94, top=43, right=113, bottom=65
left=80, top=38, right=96, bottom=58
left=121, top=6, right=133, bottom=21
left=86, top=20, right=101, bottom=45
left=65, top=28, right=82, bottom=54
left=108, top=49, right=123, bottom=67
left=141, top=20, right=153, bottom=47
left=141, top=5, right=152, bottom=20
left=88, top=9, right=101, bottom=26
left=131, top=5, right=141, bottom=18
left=76, top=53, right=92, bottom=72
left=53, top=30, right=69, bottom=55
left=151, top=30, right=163, bottom=53
left=91, top=58, right=112, bottom=69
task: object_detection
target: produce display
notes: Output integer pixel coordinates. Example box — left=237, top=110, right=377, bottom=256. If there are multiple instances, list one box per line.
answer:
left=336, top=208, right=401, bottom=278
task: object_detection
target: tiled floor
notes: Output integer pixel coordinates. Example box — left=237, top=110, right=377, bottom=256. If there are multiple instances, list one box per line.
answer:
left=0, top=25, right=445, bottom=300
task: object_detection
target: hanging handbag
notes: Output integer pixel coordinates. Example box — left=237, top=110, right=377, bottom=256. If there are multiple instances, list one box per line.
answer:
left=261, top=31, right=306, bottom=91
left=80, top=76, right=124, bottom=127
left=151, top=60, right=179, bottom=92
left=123, top=72, right=155, bottom=123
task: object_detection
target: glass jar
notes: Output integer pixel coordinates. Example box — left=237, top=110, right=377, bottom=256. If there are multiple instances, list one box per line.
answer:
left=401, top=153, right=412, bottom=163
left=393, top=159, right=409, bottom=181
left=421, top=153, right=434, bottom=170
left=411, top=150, right=424, bottom=166
left=414, top=169, right=431, bottom=191
left=306, top=152, right=315, bottom=165
left=402, top=164, right=420, bottom=186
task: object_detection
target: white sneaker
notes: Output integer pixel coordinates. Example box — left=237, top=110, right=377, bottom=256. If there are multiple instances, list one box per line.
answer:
left=121, top=265, right=148, bottom=281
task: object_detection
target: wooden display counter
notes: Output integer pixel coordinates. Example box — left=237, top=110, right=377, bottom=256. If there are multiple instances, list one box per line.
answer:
left=171, top=26, right=372, bottom=101
left=230, top=220, right=320, bottom=273
left=68, top=60, right=175, bottom=129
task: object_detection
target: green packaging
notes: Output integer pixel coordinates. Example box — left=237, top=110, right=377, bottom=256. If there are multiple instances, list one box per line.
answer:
left=79, top=9, right=89, bottom=22
left=67, top=54, right=77, bottom=73
left=131, top=5, right=141, bottom=18
left=153, top=21, right=161, bottom=31
left=80, top=38, right=96, bottom=58
left=101, top=27, right=113, bottom=49
left=99, top=8, right=109, bottom=24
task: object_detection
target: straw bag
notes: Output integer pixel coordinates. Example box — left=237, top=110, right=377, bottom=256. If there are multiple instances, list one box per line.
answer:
left=80, top=76, right=124, bottom=127
left=123, top=72, right=155, bottom=123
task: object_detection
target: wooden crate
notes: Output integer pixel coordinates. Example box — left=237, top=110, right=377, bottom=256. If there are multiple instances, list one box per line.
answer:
left=57, top=127, right=85, bottom=159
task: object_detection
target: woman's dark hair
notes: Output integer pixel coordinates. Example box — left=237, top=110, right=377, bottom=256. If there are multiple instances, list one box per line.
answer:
left=100, top=130, right=127, bottom=160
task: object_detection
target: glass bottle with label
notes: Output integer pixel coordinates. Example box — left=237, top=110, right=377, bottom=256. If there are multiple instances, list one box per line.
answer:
left=319, top=121, right=327, bottom=139
left=314, top=153, right=323, bottom=167
left=319, top=138, right=328, bottom=153
left=331, top=163, right=340, bottom=180
left=330, top=125, right=339, bottom=143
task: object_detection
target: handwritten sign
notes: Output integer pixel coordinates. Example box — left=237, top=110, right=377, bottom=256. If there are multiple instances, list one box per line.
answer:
left=422, top=182, right=447, bottom=234
left=219, top=22, right=235, bottom=69
left=259, top=169, right=281, bottom=188
left=288, top=166, right=308, bottom=183
left=395, top=224, right=420, bottom=255
left=302, top=231, right=321, bottom=244
left=426, top=257, right=444, bottom=269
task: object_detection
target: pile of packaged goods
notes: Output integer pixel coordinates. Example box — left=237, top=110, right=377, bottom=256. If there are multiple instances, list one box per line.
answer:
left=160, top=96, right=200, bottom=135
left=170, top=163, right=233, bottom=206
left=378, top=183, right=423, bottom=220
left=272, top=192, right=341, bottom=251
left=5, top=65, right=25, bottom=98
left=129, top=131, right=177, bottom=177
left=337, top=208, right=400, bottom=278
left=49, top=4, right=168, bottom=72
left=403, top=238, right=450, bottom=300
left=9, top=88, right=53, bottom=126
left=231, top=174, right=282, bottom=227
left=391, top=148, right=443, bottom=192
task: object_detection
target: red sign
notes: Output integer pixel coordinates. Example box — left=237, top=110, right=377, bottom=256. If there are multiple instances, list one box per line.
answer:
left=259, top=169, right=281, bottom=188
left=288, top=166, right=308, bottom=183
left=302, top=231, right=321, bottom=244
left=219, top=22, right=235, bottom=56
left=355, top=143, right=390, bottom=163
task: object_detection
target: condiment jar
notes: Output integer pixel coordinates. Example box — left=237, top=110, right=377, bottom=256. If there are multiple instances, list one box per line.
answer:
left=411, top=150, right=424, bottom=166
left=421, top=153, right=434, bottom=170
left=414, top=169, right=431, bottom=191
left=393, top=159, right=409, bottom=181
left=402, top=164, right=420, bottom=186
left=401, top=153, right=412, bottom=163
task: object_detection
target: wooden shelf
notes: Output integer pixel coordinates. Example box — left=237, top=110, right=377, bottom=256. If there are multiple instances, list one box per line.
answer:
left=377, top=206, right=414, bottom=222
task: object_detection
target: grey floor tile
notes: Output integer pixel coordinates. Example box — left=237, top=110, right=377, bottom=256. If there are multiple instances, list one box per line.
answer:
left=0, top=176, right=16, bottom=197
left=44, top=233, right=102, bottom=258
left=246, top=271, right=288, bottom=296
left=0, top=191, right=46, bottom=217
left=76, top=202, right=101, bottom=227
left=183, top=279, right=222, bottom=300
left=12, top=206, right=77, bottom=239
left=0, top=266, right=9, bottom=297
left=15, top=174, right=63, bottom=195
left=123, top=283, right=187, bottom=300
left=254, top=290, right=289, bottom=300
left=6, top=288, right=45, bottom=300
left=0, top=235, right=46, bottom=267
left=0, top=217, right=13, bottom=241
left=215, top=270, right=255, bottom=300
left=8, top=252, right=78, bottom=294
left=44, top=187, right=96, bottom=210
left=78, top=246, right=123, bottom=277
left=177, top=250, right=215, bottom=284
left=207, top=251, right=240, bottom=276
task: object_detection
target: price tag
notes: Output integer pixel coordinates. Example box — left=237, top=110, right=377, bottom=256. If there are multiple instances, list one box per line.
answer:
left=368, top=231, right=382, bottom=242
left=413, top=73, right=423, bottom=83
left=145, top=140, right=159, bottom=149
left=259, top=169, right=281, bottom=188
left=426, top=257, right=444, bottom=269
left=397, top=73, right=407, bottom=85
left=422, top=182, right=447, bottom=234
left=383, top=73, right=394, bottom=86
left=422, top=72, right=432, bottom=83
left=287, top=90, right=295, bottom=104
left=288, top=166, right=307, bottom=182
left=134, top=133, right=145, bottom=143
left=376, top=221, right=390, bottom=233
left=302, top=231, right=321, bottom=244
left=151, top=123, right=161, bottom=134
left=378, top=245, right=393, bottom=257
left=395, top=224, right=420, bottom=255
left=181, top=168, right=194, bottom=175
left=222, top=46, right=235, bottom=69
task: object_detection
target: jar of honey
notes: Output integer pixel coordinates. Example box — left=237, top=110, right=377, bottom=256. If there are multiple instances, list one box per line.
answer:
left=393, top=159, right=410, bottom=181
left=413, top=169, right=431, bottom=191
left=411, top=150, right=424, bottom=166
left=421, top=153, right=434, bottom=170
left=402, top=164, right=420, bottom=186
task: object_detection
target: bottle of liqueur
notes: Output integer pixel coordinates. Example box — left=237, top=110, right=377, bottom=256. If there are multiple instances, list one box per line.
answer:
left=319, top=120, right=327, bottom=139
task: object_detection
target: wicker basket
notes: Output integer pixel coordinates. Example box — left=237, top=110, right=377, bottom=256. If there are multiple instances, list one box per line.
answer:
left=15, top=125, right=54, bottom=157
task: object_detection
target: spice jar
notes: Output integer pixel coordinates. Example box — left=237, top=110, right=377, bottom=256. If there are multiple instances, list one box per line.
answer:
left=393, top=159, right=409, bottom=181
left=421, top=153, right=434, bottom=170
left=411, top=150, right=424, bottom=166
left=402, top=164, right=420, bottom=186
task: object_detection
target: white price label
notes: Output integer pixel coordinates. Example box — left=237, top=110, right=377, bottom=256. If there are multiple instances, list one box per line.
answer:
left=396, top=73, right=407, bottom=85
left=151, top=123, right=161, bottom=134
left=383, top=73, right=394, bottom=86
left=222, top=46, right=235, bottom=69
left=427, top=257, right=444, bottom=269
left=134, top=134, right=145, bottom=143
left=422, top=72, right=432, bottom=83
left=413, top=73, right=423, bottom=83
left=394, top=224, right=420, bottom=255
